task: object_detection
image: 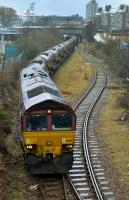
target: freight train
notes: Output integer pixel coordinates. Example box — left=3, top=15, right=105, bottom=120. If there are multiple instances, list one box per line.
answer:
left=20, top=36, right=77, bottom=174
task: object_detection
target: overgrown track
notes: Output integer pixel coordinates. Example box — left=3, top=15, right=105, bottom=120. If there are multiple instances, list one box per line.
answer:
left=67, top=71, right=115, bottom=200
left=32, top=174, right=77, bottom=200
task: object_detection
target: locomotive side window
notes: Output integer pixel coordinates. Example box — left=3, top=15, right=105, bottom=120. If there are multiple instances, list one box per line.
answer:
left=44, top=86, right=61, bottom=97
left=27, top=86, right=44, bottom=99
left=52, top=114, right=72, bottom=131
left=26, top=115, right=47, bottom=131
left=27, top=86, right=61, bottom=99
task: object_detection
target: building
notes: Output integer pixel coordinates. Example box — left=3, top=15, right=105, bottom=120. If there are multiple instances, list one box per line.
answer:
left=101, top=9, right=114, bottom=32
left=110, top=10, right=123, bottom=31
left=86, top=0, right=98, bottom=22
left=50, top=15, right=83, bottom=26
left=125, top=11, right=129, bottom=30
left=23, top=14, right=83, bottom=26
left=94, top=5, right=129, bottom=32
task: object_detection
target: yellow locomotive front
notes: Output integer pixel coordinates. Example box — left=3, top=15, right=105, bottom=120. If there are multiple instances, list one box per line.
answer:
left=21, top=102, right=76, bottom=174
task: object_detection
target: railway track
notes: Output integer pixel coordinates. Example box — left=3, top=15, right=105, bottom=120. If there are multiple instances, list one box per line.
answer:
left=38, top=175, right=65, bottom=200
left=31, top=174, right=77, bottom=200
left=67, top=71, right=115, bottom=200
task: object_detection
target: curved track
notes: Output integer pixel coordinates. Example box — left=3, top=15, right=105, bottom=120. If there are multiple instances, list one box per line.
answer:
left=67, top=71, right=115, bottom=200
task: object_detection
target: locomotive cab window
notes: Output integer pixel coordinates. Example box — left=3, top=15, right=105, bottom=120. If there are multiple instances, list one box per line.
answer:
left=52, top=114, right=73, bottom=131
left=26, top=115, right=47, bottom=131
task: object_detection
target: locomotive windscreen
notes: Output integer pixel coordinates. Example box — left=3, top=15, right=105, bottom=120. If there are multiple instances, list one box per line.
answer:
left=26, top=115, right=47, bottom=131
left=52, top=114, right=72, bottom=130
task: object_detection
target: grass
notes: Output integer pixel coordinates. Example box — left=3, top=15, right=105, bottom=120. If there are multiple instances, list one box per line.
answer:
left=5, top=134, right=21, bottom=157
left=97, top=80, right=129, bottom=184
left=101, top=32, right=129, bottom=42
left=54, top=44, right=94, bottom=104
left=8, top=167, right=28, bottom=200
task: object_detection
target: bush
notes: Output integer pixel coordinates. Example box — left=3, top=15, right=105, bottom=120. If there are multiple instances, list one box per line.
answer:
left=93, top=39, right=129, bottom=78
left=0, top=107, right=14, bottom=135
left=16, top=30, right=61, bottom=61
left=116, top=94, right=129, bottom=109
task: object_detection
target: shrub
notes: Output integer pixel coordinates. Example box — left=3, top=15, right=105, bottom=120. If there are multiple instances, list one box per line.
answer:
left=116, top=94, right=129, bottom=109
left=0, top=107, right=14, bottom=135
left=16, top=30, right=61, bottom=61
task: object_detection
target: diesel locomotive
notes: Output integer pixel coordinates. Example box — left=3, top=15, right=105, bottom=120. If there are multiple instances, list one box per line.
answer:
left=20, top=37, right=77, bottom=174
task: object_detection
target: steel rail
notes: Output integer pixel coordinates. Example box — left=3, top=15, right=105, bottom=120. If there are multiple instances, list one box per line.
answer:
left=63, top=174, right=70, bottom=200
left=67, top=72, right=109, bottom=200
left=65, top=174, right=82, bottom=200
left=66, top=71, right=99, bottom=200
left=83, top=75, right=107, bottom=200
left=73, top=71, right=97, bottom=110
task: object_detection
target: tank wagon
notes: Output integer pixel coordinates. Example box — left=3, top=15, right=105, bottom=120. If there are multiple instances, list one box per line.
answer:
left=20, top=37, right=77, bottom=174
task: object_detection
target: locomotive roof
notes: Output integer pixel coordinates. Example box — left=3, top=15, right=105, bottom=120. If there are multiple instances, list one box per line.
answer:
left=21, top=65, right=55, bottom=88
left=22, top=92, right=68, bottom=111
left=20, top=66, right=68, bottom=111
left=21, top=64, right=49, bottom=81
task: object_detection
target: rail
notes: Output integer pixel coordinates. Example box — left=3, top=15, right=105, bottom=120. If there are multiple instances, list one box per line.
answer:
left=83, top=75, right=107, bottom=200
left=67, top=72, right=114, bottom=199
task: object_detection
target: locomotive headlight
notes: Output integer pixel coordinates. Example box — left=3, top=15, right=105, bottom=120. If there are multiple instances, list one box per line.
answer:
left=26, top=145, right=33, bottom=149
left=26, top=144, right=37, bottom=150
left=48, top=109, right=51, bottom=113
left=62, top=144, right=73, bottom=150
left=66, top=144, right=73, bottom=149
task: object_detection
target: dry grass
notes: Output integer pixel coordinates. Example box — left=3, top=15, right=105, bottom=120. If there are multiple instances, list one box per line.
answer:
left=102, top=32, right=129, bottom=43
left=54, top=44, right=93, bottom=104
left=97, top=81, right=129, bottom=184
left=5, top=135, right=21, bottom=157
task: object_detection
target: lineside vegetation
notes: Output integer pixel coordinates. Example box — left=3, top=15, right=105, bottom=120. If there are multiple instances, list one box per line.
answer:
left=54, top=44, right=93, bottom=104
left=0, top=31, right=62, bottom=199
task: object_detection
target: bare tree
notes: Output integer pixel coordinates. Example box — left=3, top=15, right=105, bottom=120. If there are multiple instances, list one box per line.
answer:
left=119, top=4, right=128, bottom=31
left=120, top=4, right=125, bottom=10
left=83, top=21, right=97, bottom=42
left=0, top=6, right=16, bottom=27
left=98, top=7, right=103, bottom=13
left=105, top=5, right=111, bottom=12
left=16, top=30, right=61, bottom=60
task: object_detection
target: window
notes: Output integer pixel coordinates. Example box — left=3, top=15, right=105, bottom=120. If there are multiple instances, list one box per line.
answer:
left=26, top=115, right=47, bottom=131
left=27, top=86, right=61, bottom=99
left=27, top=86, right=43, bottom=99
left=44, top=86, right=61, bottom=97
left=38, top=71, right=48, bottom=78
left=52, top=114, right=72, bottom=131
left=42, top=53, right=49, bottom=56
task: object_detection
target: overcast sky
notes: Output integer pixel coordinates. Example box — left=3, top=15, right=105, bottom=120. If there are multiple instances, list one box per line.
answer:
left=0, top=0, right=129, bottom=17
